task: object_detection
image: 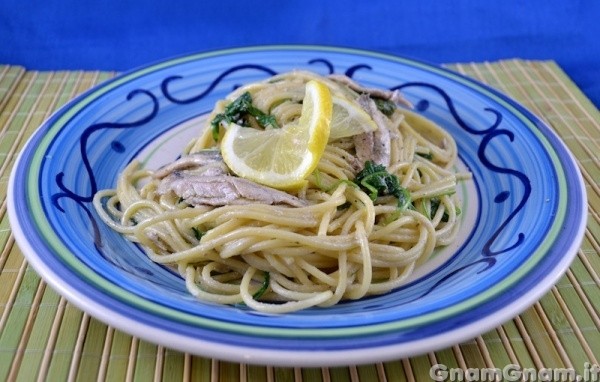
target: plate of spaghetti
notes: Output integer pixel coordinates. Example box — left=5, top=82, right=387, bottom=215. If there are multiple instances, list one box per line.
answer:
left=8, top=46, right=587, bottom=366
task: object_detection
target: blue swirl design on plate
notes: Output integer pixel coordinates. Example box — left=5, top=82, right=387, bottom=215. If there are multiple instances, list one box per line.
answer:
left=397, top=81, right=531, bottom=257
left=49, top=57, right=531, bottom=304
left=48, top=64, right=280, bottom=279
left=299, top=59, right=533, bottom=298
left=393, top=81, right=532, bottom=298
left=161, top=64, right=277, bottom=104
left=51, top=89, right=159, bottom=269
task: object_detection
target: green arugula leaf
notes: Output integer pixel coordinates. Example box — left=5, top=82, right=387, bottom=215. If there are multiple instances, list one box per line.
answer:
left=353, top=161, right=411, bottom=209
left=373, top=97, right=396, bottom=117
left=252, top=272, right=270, bottom=300
left=191, top=227, right=204, bottom=241
left=416, top=152, right=434, bottom=160
left=210, top=92, right=279, bottom=141
left=430, top=197, right=461, bottom=222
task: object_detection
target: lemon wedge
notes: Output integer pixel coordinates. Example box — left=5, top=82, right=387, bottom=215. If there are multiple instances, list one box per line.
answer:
left=220, top=80, right=332, bottom=190
left=329, top=95, right=378, bottom=140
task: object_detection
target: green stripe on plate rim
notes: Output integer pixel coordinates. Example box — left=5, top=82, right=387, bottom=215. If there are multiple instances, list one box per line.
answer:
left=25, top=45, right=568, bottom=338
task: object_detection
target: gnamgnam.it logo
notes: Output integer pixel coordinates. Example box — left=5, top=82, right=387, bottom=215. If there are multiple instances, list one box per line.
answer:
left=429, top=362, right=600, bottom=381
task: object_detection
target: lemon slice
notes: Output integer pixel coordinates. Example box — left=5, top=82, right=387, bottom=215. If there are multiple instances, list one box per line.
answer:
left=221, top=80, right=332, bottom=190
left=328, top=95, right=378, bottom=141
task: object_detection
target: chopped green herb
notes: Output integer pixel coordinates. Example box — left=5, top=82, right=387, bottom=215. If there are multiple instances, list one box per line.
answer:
left=210, top=92, right=279, bottom=141
left=373, top=98, right=396, bottom=117
left=255, top=114, right=278, bottom=129
left=252, top=272, right=270, bottom=300
left=312, top=169, right=358, bottom=193
left=191, top=227, right=204, bottom=241
left=353, top=161, right=411, bottom=209
left=430, top=198, right=441, bottom=218
left=430, top=198, right=461, bottom=222
left=396, top=187, right=412, bottom=210
left=417, top=152, right=434, bottom=160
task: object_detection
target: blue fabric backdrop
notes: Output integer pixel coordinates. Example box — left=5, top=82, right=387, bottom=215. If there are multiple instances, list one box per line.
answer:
left=2, top=0, right=599, bottom=107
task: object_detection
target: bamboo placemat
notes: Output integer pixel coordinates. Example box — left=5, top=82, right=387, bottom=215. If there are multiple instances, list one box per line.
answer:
left=0, top=60, right=598, bottom=381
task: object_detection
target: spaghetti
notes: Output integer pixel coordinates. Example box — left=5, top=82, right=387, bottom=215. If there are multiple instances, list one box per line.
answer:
left=94, top=71, right=467, bottom=313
